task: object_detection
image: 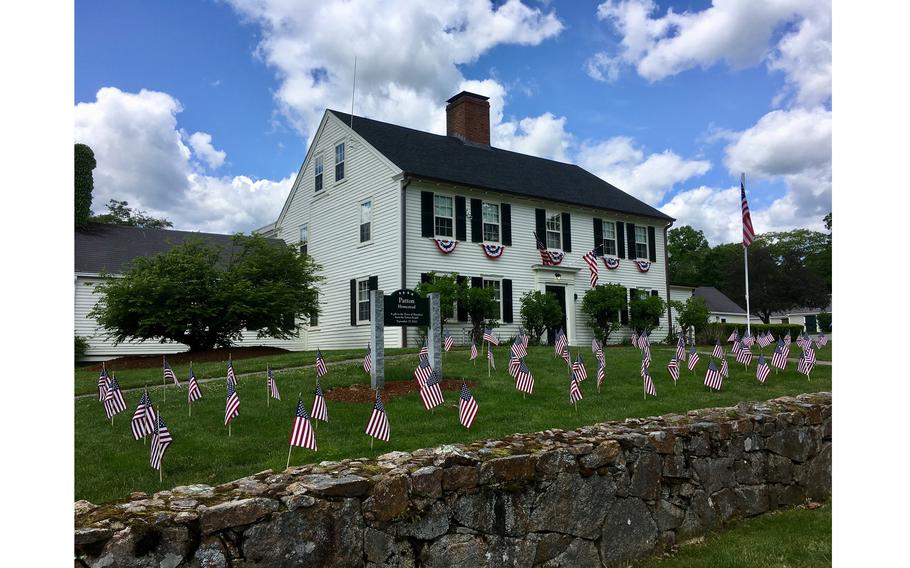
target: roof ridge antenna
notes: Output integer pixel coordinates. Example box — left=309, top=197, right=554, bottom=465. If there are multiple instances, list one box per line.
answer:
left=350, top=56, right=357, bottom=130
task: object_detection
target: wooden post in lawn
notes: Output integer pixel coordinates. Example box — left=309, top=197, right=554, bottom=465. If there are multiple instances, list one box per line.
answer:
left=162, top=356, right=167, bottom=403
left=266, top=364, right=270, bottom=408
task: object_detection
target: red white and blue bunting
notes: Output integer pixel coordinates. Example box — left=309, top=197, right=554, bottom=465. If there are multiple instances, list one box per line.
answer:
left=603, top=256, right=620, bottom=270
left=634, top=259, right=651, bottom=272
left=434, top=239, right=457, bottom=254
left=482, top=244, right=505, bottom=259
left=546, top=250, right=565, bottom=265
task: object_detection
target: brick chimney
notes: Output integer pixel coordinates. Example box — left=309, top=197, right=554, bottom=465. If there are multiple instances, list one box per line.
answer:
left=446, top=91, right=490, bottom=145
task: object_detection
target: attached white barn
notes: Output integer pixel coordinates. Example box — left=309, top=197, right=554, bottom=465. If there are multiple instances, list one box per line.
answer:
left=668, top=284, right=761, bottom=326
left=260, top=91, right=676, bottom=348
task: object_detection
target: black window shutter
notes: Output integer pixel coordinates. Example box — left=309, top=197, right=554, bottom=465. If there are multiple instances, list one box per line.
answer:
left=501, top=203, right=512, bottom=246
left=455, top=196, right=467, bottom=241
left=456, top=276, right=467, bottom=322
left=593, top=218, right=603, bottom=251
left=561, top=212, right=572, bottom=252
left=535, top=208, right=546, bottom=241
left=616, top=221, right=626, bottom=258
left=420, top=273, right=430, bottom=284
left=502, top=279, right=513, bottom=323
left=368, top=275, right=378, bottom=291
left=471, top=276, right=483, bottom=288
left=647, top=226, right=657, bottom=262
left=470, top=199, right=483, bottom=242
left=349, top=279, right=357, bottom=326
left=421, top=191, right=434, bottom=238
left=651, top=290, right=659, bottom=297
left=627, top=223, right=637, bottom=258
left=620, top=287, right=629, bottom=324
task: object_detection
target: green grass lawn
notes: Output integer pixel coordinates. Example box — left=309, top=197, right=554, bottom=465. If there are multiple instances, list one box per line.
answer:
left=639, top=502, right=831, bottom=567
left=75, top=345, right=831, bottom=504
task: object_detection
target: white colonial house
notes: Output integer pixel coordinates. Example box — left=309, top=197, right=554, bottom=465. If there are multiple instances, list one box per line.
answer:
left=257, top=91, right=676, bottom=349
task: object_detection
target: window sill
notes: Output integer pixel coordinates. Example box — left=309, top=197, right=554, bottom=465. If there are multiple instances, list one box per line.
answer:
left=313, top=190, right=330, bottom=202
left=334, top=178, right=348, bottom=187
left=357, top=240, right=374, bottom=249
left=432, top=236, right=456, bottom=241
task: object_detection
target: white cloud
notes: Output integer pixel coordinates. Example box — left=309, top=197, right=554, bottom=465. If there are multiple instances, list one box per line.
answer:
left=576, top=137, right=711, bottom=204
left=494, top=112, right=573, bottom=162
left=225, top=0, right=563, bottom=140
left=188, top=131, right=226, bottom=169
left=74, top=87, right=291, bottom=233
left=660, top=185, right=742, bottom=244
left=587, top=0, right=831, bottom=107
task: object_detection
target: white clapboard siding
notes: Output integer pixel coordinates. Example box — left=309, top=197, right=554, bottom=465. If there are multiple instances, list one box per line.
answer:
left=403, top=181, right=672, bottom=346
left=275, top=112, right=405, bottom=349
left=76, top=276, right=307, bottom=360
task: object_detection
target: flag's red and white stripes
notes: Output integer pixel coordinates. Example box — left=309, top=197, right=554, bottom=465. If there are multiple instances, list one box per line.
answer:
left=363, top=346, right=372, bottom=373
left=444, top=335, right=455, bottom=352
left=315, top=349, right=328, bottom=377
left=736, top=347, right=753, bottom=366
left=771, top=343, right=788, bottom=370
left=311, top=380, right=328, bottom=422
left=98, top=366, right=110, bottom=402
left=470, top=342, right=478, bottom=361
left=414, top=358, right=433, bottom=388
left=515, top=361, right=534, bottom=395
left=741, top=176, right=754, bottom=246
left=583, top=249, right=599, bottom=287
left=667, top=358, right=679, bottom=383
left=712, top=342, right=724, bottom=359
left=572, top=354, right=588, bottom=381
left=719, top=358, right=729, bottom=378
left=643, top=371, right=657, bottom=397
left=756, top=355, right=770, bottom=383
left=149, top=415, right=172, bottom=471
left=104, top=376, right=127, bottom=419
left=187, top=368, right=203, bottom=403
left=226, top=358, right=237, bottom=389
left=224, top=383, right=240, bottom=426
left=419, top=371, right=445, bottom=410
left=704, top=360, right=723, bottom=391
left=163, top=358, right=179, bottom=386
left=687, top=348, right=700, bottom=371
left=569, top=372, right=583, bottom=403
left=268, top=367, right=280, bottom=400
left=131, top=390, right=156, bottom=440
left=365, top=392, right=390, bottom=441
left=290, top=399, right=317, bottom=450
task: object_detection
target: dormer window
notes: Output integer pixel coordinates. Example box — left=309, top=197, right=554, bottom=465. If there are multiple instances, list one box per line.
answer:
left=314, top=154, right=324, bottom=192
left=335, top=142, right=345, bottom=182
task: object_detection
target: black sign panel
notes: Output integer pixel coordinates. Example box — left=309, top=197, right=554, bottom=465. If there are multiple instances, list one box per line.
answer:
left=384, top=289, right=430, bottom=327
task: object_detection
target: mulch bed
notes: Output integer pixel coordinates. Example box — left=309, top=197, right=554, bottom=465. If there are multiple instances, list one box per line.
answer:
left=326, top=379, right=478, bottom=403
left=81, top=346, right=291, bottom=372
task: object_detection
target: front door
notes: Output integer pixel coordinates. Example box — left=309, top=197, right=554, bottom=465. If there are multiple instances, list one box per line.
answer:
left=545, top=285, right=567, bottom=345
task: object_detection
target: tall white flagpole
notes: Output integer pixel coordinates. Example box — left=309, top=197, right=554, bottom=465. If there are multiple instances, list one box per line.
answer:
left=742, top=172, right=751, bottom=338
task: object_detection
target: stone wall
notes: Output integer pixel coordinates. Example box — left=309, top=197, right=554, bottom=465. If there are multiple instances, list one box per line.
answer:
left=75, top=392, right=832, bottom=567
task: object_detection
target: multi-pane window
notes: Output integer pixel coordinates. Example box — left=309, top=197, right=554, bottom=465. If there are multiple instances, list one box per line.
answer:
left=434, top=195, right=454, bottom=238
left=602, top=221, right=617, bottom=256
left=299, top=224, right=308, bottom=256
left=335, top=143, right=345, bottom=181
left=546, top=211, right=562, bottom=249
left=482, top=202, right=500, bottom=243
left=310, top=291, right=319, bottom=327
left=314, top=155, right=324, bottom=192
left=483, top=279, right=502, bottom=320
left=360, top=201, right=372, bottom=243
left=357, top=279, right=370, bottom=323
left=635, top=226, right=648, bottom=259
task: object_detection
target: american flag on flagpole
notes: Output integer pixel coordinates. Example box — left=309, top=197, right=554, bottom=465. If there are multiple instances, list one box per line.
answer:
left=363, top=345, right=372, bottom=373
left=224, top=382, right=240, bottom=426
left=226, top=357, right=237, bottom=388
left=268, top=366, right=280, bottom=400
left=187, top=367, right=202, bottom=403
left=311, top=379, right=328, bottom=422
left=643, top=370, right=657, bottom=397
left=98, top=366, right=110, bottom=402
left=315, top=349, right=328, bottom=377
left=515, top=360, right=534, bottom=395
left=131, top=390, right=157, bottom=440
left=365, top=391, right=390, bottom=441
left=289, top=399, right=317, bottom=450
left=163, top=358, right=179, bottom=386
left=470, top=341, right=478, bottom=361
left=458, top=382, right=479, bottom=428
left=534, top=231, right=561, bottom=266
left=742, top=176, right=755, bottom=246
left=704, top=360, right=723, bottom=391
left=687, top=347, right=700, bottom=371
left=569, top=371, right=583, bottom=403
left=756, top=354, right=770, bottom=383
left=444, top=334, right=455, bottom=352
left=667, top=357, right=679, bottom=383
left=149, top=414, right=172, bottom=471
left=572, top=353, right=588, bottom=381
left=419, top=370, right=445, bottom=410
left=104, top=375, right=127, bottom=419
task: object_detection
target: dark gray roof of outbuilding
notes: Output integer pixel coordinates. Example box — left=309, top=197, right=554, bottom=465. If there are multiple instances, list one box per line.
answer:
left=75, top=224, right=247, bottom=274
left=329, top=110, right=674, bottom=222
left=693, top=286, right=747, bottom=314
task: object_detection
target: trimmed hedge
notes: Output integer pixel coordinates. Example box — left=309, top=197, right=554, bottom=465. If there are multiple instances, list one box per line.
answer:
left=699, top=322, right=805, bottom=345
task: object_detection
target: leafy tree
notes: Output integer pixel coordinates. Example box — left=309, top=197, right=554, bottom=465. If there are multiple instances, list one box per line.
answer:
left=91, top=199, right=174, bottom=229
left=519, top=291, right=563, bottom=345
left=817, top=312, right=831, bottom=333
left=89, top=234, right=322, bottom=352
left=667, top=225, right=709, bottom=285
left=580, top=283, right=628, bottom=344
left=670, top=296, right=709, bottom=339
left=629, top=293, right=666, bottom=336
left=75, top=143, right=96, bottom=226
left=415, top=272, right=465, bottom=328
left=75, top=335, right=89, bottom=362
left=459, top=286, right=498, bottom=344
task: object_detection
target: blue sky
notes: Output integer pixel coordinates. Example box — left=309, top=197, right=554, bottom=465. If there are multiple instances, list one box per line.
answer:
left=74, top=0, right=831, bottom=243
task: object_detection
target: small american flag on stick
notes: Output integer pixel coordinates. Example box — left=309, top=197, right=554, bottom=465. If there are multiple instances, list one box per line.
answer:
left=289, top=398, right=317, bottom=451
left=727, top=329, right=739, bottom=342
left=470, top=341, right=478, bottom=361
left=596, top=358, right=606, bottom=390
left=675, top=337, right=686, bottom=362
left=719, top=358, right=729, bottom=378
left=444, top=334, right=455, bottom=352
left=131, top=390, right=157, bottom=440
left=420, top=370, right=445, bottom=410
left=554, top=329, right=567, bottom=356
left=712, top=341, right=724, bottom=359
left=704, top=360, right=723, bottom=391
left=365, top=391, right=390, bottom=441
left=756, top=354, right=770, bottom=384
left=187, top=367, right=202, bottom=403
left=163, top=357, right=179, bottom=386
left=511, top=337, right=527, bottom=359
left=419, top=339, right=429, bottom=360
left=771, top=342, right=788, bottom=370
left=98, top=365, right=110, bottom=402
left=515, top=361, right=534, bottom=395
left=572, top=353, right=588, bottom=381
left=569, top=371, right=583, bottom=404
left=736, top=346, right=753, bottom=366
left=224, top=382, right=240, bottom=426
left=534, top=231, right=560, bottom=265
left=268, top=366, right=280, bottom=401
left=667, top=358, right=679, bottom=383
left=414, top=358, right=433, bottom=388
left=483, top=328, right=498, bottom=345
left=149, top=414, right=172, bottom=471
left=643, top=370, right=657, bottom=398
left=458, top=383, right=479, bottom=428
left=583, top=248, right=599, bottom=287
left=687, top=347, right=700, bottom=371
left=508, top=354, right=521, bottom=378
left=226, top=357, right=237, bottom=389
left=311, top=379, right=328, bottom=422
left=315, top=349, right=328, bottom=377
left=104, top=375, right=127, bottom=419
left=816, top=332, right=828, bottom=347
left=363, top=345, right=372, bottom=373
left=487, top=342, right=496, bottom=369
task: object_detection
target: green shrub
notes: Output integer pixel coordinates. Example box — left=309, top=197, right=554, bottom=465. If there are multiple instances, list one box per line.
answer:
left=75, top=335, right=89, bottom=362
left=581, top=283, right=628, bottom=344
left=519, top=291, right=563, bottom=345
left=817, top=312, right=831, bottom=333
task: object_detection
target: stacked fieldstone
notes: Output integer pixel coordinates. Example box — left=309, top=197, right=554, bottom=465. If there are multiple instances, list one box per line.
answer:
left=75, top=392, right=832, bottom=567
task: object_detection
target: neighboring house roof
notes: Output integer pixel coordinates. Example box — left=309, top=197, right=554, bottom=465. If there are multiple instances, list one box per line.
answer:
left=692, top=286, right=746, bottom=314
left=75, top=224, right=247, bottom=274
left=328, top=109, right=674, bottom=222
left=770, top=306, right=832, bottom=317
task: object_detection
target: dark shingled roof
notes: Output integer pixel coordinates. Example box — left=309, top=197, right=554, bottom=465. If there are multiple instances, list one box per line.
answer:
left=329, top=110, right=673, bottom=222
left=75, top=224, right=246, bottom=274
left=693, top=286, right=746, bottom=314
